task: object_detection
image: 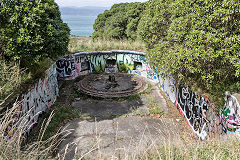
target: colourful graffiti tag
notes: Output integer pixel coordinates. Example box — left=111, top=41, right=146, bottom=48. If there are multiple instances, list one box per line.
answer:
left=5, top=64, right=59, bottom=136
left=218, top=92, right=240, bottom=135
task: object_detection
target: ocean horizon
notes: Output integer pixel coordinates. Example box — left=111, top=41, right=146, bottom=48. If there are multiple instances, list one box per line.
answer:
left=61, top=15, right=96, bottom=37
left=60, top=6, right=109, bottom=37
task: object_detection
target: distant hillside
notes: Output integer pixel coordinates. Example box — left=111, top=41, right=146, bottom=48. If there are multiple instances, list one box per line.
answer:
left=60, top=6, right=110, bottom=16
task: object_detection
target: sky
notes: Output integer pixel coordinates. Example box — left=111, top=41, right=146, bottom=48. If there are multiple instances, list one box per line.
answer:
left=55, top=0, right=148, bottom=7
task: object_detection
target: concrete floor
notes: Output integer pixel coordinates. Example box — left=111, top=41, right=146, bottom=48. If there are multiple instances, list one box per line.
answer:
left=58, top=79, right=196, bottom=159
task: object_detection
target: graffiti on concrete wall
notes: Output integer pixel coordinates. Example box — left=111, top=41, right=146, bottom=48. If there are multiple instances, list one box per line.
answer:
left=56, top=51, right=151, bottom=81
left=158, top=74, right=222, bottom=139
left=87, top=54, right=109, bottom=73
left=218, top=92, right=240, bottom=135
left=74, top=55, right=91, bottom=77
left=159, top=75, right=176, bottom=103
left=146, top=64, right=157, bottom=80
left=56, top=55, right=75, bottom=79
left=174, top=86, right=209, bottom=139
left=6, top=64, right=59, bottom=136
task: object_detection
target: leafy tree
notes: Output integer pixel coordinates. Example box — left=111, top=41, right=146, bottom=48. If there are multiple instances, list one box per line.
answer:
left=137, top=0, right=173, bottom=48
left=92, top=2, right=145, bottom=40
left=0, top=0, right=70, bottom=67
left=92, top=10, right=112, bottom=39
left=139, top=0, right=240, bottom=92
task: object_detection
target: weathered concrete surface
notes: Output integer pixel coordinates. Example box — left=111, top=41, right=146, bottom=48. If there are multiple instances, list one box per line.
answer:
left=71, top=97, right=147, bottom=119
left=59, top=117, right=188, bottom=159
left=233, top=93, right=240, bottom=105
left=58, top=81, right=196, bottom=159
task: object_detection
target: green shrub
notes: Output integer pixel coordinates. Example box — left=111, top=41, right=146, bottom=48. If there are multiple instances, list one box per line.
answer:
left=0, top=0, right=70, bottom=67
left=138, top=0, right=240, bottom=104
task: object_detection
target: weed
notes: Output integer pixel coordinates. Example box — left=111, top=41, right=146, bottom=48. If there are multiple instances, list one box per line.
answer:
left=140, top=137, right=240, bottom=160
left=130, top=106, right=138, bottom=112
left=149, top=105, right=164, bottom=115
left=80, top=113, right=92, bottom=119
left=142, top=83, right=152, bottom=95
left=147, top=95, right=164, bottom=115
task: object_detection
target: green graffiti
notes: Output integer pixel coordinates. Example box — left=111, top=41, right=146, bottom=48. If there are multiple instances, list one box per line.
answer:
left=88, top=54, right=110, bottom=73
left=219, top=107, right=231, bottom=120
left=125, top=64, right=134, bottom=73
left=94, top=66, right=101, bottom=73
left=118, top=63, right=128, bottom=73
left=101, top=64, right=106, bottom=72
left=140, top=56, right=146, bottom=63
left=87, top=53, right=146, bottom=74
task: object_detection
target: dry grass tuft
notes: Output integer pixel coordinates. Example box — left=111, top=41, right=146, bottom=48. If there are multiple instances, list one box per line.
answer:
left=68, top=36, right=146, bottom=53
left=0, top=101, right=71, bottom=159
left=141, top=135, right=240, bottom=160
left=0, top=61, right=30, bottom=102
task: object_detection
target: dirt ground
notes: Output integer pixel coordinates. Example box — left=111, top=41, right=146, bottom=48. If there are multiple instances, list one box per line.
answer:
left=57, top=76, right=198, bottom=159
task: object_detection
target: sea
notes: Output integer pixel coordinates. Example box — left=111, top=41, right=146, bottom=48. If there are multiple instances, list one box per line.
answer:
left=61, top=15, right=97, bottom=37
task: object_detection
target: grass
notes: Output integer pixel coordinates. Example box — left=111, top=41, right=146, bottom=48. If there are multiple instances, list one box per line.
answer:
left=0, top=60, right=30, bottom=103
left=68, top=36, right=146, bottom=53
left=69, top=113, right=240, bottom=160
left=41, top=105, right=79, bottom=140
left=139, top=136, right=240, bottom=160
left=0, top=101, right=67, bottom=159
left=69, top=123, right=240, bottom=160
left=143, top=83, right=152, bottom=95
left=147, top=95, right=164, bottom=115
left=0, top=58, right=54, bottom=112
left=28, top=58, right=54, bottom=79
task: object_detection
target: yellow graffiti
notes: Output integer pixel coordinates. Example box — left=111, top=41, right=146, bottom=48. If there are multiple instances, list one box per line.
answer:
left=101, top=64, right=106, bottom=72
left=125, top=64, right=134, bottom=72
left=94, top=66, right=101, bottom=73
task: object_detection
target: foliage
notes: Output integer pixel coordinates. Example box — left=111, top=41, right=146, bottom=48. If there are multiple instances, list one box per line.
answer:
left=137, top=0, right=173, bottom=49
left=138, top=0, right=240, bottom=102
left=0, top=0, right=70, bottom=67
left=92, top=2, right=145, bottom=40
